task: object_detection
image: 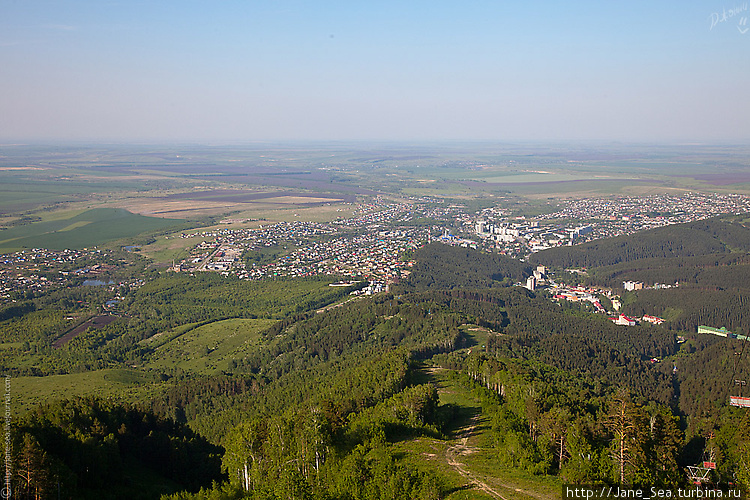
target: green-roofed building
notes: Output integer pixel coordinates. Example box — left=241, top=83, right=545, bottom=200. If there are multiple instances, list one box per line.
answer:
left=698, top=325, right=733, bottom=338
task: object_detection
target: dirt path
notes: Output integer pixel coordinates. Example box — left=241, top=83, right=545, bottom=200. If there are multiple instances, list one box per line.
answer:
left=445, top=413, right=508, bottom=499
left=315, top=295, right=362, bottom=314
left=53, top=314, right=117, bottom=348
left=426, top=366, right=552, bottom=500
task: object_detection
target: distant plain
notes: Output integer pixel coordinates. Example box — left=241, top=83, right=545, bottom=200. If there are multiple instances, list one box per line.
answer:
left=1, top=142, right=750, bottom=255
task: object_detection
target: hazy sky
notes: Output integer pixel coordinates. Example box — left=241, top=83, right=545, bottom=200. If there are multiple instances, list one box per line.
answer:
left=1, top=1, right=749, bottom=143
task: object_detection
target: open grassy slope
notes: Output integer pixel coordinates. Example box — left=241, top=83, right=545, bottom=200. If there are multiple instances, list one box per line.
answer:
left=393, top=365, right=561, bottom=500
left=143, top=318, right=275, bottom=374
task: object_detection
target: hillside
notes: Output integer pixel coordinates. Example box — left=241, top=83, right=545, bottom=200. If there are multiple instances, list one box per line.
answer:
left=145, top=245, right=750, bottom=496
left=8, top=240, right=750, bottom=498
left=582, top=253, right=750, bottom=290
left=397, top=242, right=531, bottom=291
left=10, top=398, right=222, bottom=500
left=530, top=217, right=750, bottom=269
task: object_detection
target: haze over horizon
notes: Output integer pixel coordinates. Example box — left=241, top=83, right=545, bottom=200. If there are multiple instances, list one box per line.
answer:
left=2, top=1, right=749, bottom=144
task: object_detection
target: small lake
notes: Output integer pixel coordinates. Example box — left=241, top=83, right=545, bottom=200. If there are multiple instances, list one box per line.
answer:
left=82, top=279, right=115, bottom=286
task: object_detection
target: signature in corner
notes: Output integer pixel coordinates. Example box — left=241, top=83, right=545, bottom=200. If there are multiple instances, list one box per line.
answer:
left=708, top=3, right=749, bottom=33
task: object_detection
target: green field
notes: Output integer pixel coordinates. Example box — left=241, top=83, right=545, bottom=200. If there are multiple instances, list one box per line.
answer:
left=2, top=144, right=749, bottom=230
left=11, top=368, right=160, bottom=415
left=0, top=207, right=185, bottom=251
left=0, top=174, right=158, bottom=212
left=144, top=318, right=275, bottom=374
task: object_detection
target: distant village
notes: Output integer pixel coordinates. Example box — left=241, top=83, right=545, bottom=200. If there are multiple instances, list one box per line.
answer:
left=468, top=192, right=750, bottom=256
left=3, top=192, right=750, bottom=342
left=517, top=264, right=667, bottom=328
left=166, top=196, right=456, bottom=294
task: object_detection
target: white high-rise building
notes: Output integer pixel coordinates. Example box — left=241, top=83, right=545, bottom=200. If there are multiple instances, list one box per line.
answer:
left=526, top=276, right=537, bottom=291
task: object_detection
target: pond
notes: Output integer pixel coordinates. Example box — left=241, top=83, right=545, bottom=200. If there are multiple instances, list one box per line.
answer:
left=82, top=279, right=115, bottom=286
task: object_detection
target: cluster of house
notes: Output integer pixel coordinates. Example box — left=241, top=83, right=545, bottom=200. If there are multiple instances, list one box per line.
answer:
left=544, top=279, right=667, bottom=327
left=548, top=279, right=607, bottom=308
left=537, top=192, right=750, bottom=232
left=245, top=230, right=420, bottom=283
left=170, top=197, right=461, bottom=289
left=623, top=280, right=677, bottom=291
left=608, top=314, right=665, bottom=326
left=333, top=195, right=462, bottom=229
left=0, top=248, right=117, bottom=302
left=471, top=192, right=750, bottom=258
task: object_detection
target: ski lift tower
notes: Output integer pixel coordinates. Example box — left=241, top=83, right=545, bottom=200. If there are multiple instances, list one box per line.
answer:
left=687, top=433, right=717, bottom=485
left=687, top=462, right=716, bottom=485
left=730, top=379, right=750, bottom=407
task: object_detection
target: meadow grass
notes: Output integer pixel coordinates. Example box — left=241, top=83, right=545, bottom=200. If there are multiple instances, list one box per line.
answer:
left=11, top=369, right=159, bottom=415
left=137, top=234, right=197, bottom=264
left=144, top=318, right=276, bottom=375
left=233, top=202, right=358, bottom=223
left=36, top=208, right=90, bottom=222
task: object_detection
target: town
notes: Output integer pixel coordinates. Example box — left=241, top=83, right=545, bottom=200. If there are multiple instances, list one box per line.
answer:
left=2, top=192, right=750, bottom=305
left=470, top=192, right=750, bottom=255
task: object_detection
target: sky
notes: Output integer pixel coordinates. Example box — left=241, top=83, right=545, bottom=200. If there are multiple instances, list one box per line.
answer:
left=1, top=0, right=749, bottom=143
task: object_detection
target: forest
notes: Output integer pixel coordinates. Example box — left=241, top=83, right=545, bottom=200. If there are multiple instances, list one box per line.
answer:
left=6, top=226, right=750, bottom=498
left=395, top=243, right=531, bottom=291
left=7, top=398, right=223, bottom=500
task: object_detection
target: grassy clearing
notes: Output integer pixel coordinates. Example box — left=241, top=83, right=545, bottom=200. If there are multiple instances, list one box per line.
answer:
left=11, top=369, right=159, bottom=415
left=0, top=188, right=76, bottom=212
left=116, top=193, right=358, bottom=222
left=233, top=202, right=358, bottom=223
left=400, top=185, right=475, bottom=197
left=140, top=322, right=204, bottom=348
left=461, top=454, right=562, bottom=500
left=144, top=318, right=275, bottom=374
left=481, top=173, right=597, bottom=183
left=58, top=220, right=93, bottom=231
left=391, top=437, right=496, bottom=500
left=137, top=234, right=197, bottom=264
left=136, top=219, right=266, bottom=263
left=505, top=180, right=636, bottom=196
left=135, top=202, right=357, bottom=264
left=117, top=199, right=234, bottom=219
left=0, top=175, right=151, bottom=213
left=459, top=324, right=493, bottom=351
left=35, top=208, right=90, bottom=222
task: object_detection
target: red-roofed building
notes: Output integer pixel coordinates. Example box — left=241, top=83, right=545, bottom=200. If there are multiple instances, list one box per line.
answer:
left=642, top=315, right=665, bottom=325
left=611, top=314, right=636, bottom=326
